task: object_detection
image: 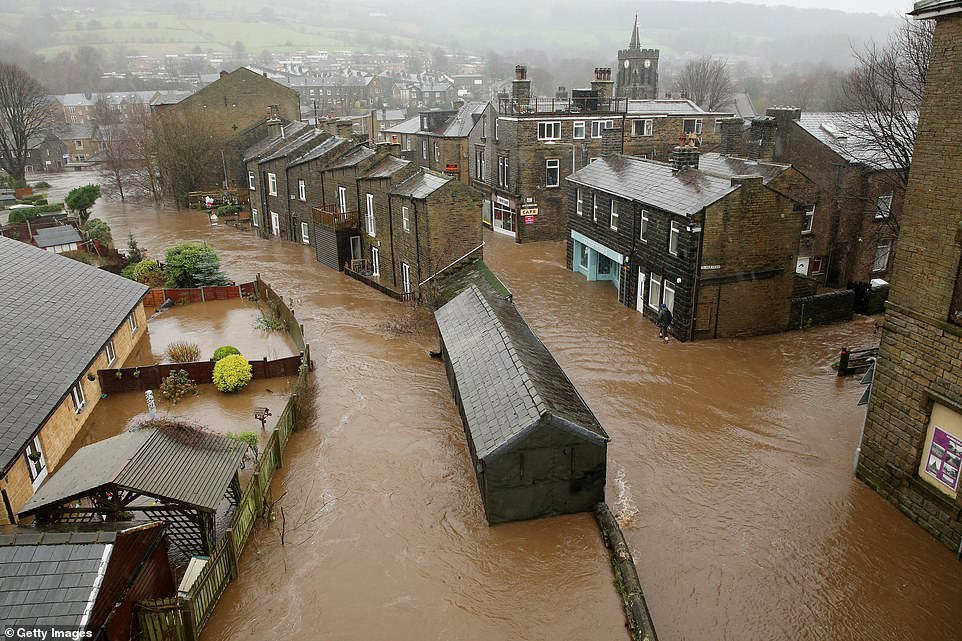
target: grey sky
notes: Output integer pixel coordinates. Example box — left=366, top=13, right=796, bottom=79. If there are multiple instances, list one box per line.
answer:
left=666, top=0, right=913, bottom=15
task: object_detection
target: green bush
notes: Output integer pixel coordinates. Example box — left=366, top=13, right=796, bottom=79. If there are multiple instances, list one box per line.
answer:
left=212, top=354, right=252, bottom=392
left=7, top=208, right=37, bottom=224
left=82, top=218, right=111, bottom=244
left=29, top=203, right=64, bottom=214
left=164, top=242, right=211, bottom=288
left=120, top=263, right=138, bottom=280
left=33, top=181, right=51, bottom=188
left=131, top=260, right=166, bottom=286
left=65, top=184, right=101, bottom=223
left=159, top=369, right=198, bottom=404
left=212, top=345, right=241, bottom=361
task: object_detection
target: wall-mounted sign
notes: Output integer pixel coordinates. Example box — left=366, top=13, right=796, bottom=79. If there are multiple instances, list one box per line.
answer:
left=924, top=426, right=962, bottom=492
left=700, top=264, right=721, bottom=270
left=520, top=205, right=538, bottom=217
left=495, top=195, right=512, bottom=207
left=445, top=164, right=459, bottom=172
left=524, top=215, right=536, bottom=225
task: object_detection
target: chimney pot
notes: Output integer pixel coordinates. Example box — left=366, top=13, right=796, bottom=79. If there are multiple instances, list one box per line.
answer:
left=515, top=65, right=527, bottom=81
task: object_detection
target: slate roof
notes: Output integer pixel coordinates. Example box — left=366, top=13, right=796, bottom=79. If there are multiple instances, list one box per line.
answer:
left=33, top=226, right=82, bottom=248
left=0, top=238, right=148, bottom=475
left=360, top=155, right=409, bottom=179
left=288, top=134, right=347, bottom=168
left=150, top=91, right=191, bottom=107
left=912, top=0, right=962, bottom=15
left=261, top=128, right=322, bottom=163
left=242, top=121, right=310, bottom=162
left=56, top=124, right=95, bottom=140
left=567, top=155, right=737, bottom=216
left=20, top=427, right=246, bottom=516
left=384, top=115, right=421, bottom=135
left=795, top=112, right=913, bottom=169
left=326, top=145, right=375, bottom=170
left=385, top=102, right=486, bottom=138
left=626, top=99, right=706, bottom=115
left=435, top=286, right=608, bottom=461
left=697, top=152, right=790, bottom=184
left=390, top=170, right=450, bottom=199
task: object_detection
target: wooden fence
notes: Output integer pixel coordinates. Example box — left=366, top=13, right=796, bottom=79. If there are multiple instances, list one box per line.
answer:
left=143, top=283, right=256, bottom=308
left=98, top=353, right=303, bottom=394
left=136, top=279, right=310, bottom=641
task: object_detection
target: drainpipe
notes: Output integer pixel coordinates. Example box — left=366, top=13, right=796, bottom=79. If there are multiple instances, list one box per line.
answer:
left=387, top=180, right=397, bottom=289
left=625, top=202, right=640, bottom=309
left=413, top=198, right=422, bottom=301
left=689, top=209, right=705, bottom=342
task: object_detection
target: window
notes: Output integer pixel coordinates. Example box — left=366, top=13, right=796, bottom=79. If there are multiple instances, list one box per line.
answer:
left=475, top=147, right=485, bottom=180
left=663, top=281, right=675, bottom=314
left=270, top=211, right=280, bottom=236
left=683, top=119, right=703, bottom=135
left=422, top=140, right=428, bottom=160
left=371, top=246, right=380, bottom=277
left=592, top=194, right=598, bottom=223
left=537, top=121, right=561, bottom=140
left=105, top=339, right=116, bottom=366
left=610, top=200, right=620, bottom=230
left=640, top=210, right=649, bottom=242
left=252, top=207, right=259, bottom=227
left=876, top=194, right=893, bottom=219
left=70, top=381, right=86, bottom=414
left=632, top=119, right=653, bottom=137
left=25, top=437, right=47, bottom=488
left=365, top=193, right=375, bottom=236
left=128, top=312, right=138, bottom=335
left=495, top=119, right=500, bottom=140
left=669, top=221, right=680, bottom=255
left=298, top=179, right=306, bottom=201
left=873, top=240, right=891, bottom=272
left=248, top=171, right=255, bottom=190
left=481, top=116, right=487, bottom=139
left=591, top=120, right=613, bottom=138
left=576, top=188, right=583, bottom=216
left=714, top=119, right=723, bottom=133
left=573, top=121, right=585, bottom=140
left=648, top=273, right=662, bottom=309
left=74, top=140, right=83, bottom=149
left=268, top=172, right=277, bottom=196
left=580, top=243, right=589, bottom=268
left=338, top=186, right=347, bottom=213
left=803, top=204, right=815, bottom=234
left=301, top=221, right=310, bottom=244
left=401, top=262, right=412, bottom=293
left=434, top=142, right=440, bottom=162
left=810, top=257, right=823, bottom=274
left=545, top=159, right=560, bottom=188
left=497, top=155, right=509, bottom=188
left=402, top=206, right=410, bottom=232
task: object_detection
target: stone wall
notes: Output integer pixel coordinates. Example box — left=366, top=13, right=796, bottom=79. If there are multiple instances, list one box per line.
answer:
left=788, top=289, right=855, bottom=329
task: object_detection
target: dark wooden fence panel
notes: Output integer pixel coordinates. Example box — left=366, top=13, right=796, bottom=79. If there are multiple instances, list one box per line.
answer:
left=144, top=284, right=249, bottom=308
left=98, top=354, right=303, bottom=394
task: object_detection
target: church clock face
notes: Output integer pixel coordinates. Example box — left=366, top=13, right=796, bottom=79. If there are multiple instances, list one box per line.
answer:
left=624, top=59, right=630, bottom=69
left=644, top=59, right=652, bottom=68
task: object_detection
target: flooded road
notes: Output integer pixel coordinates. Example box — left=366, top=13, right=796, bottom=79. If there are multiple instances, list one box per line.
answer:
left=52, top=172, right=962, bottom=641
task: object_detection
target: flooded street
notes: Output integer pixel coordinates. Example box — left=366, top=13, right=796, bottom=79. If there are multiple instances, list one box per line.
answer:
left=55, top=173, right=962, bottom=641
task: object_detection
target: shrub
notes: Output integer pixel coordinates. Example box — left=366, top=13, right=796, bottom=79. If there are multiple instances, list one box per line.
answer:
left=65, top=184, right=101, bottom=223
left=120, top=262, right=138, bottom=280
left=159, top=369, right=198, bottom=404
left=33, top=181, right=50, bottom=188
left=60, top=250, right=97, bottom=265
left=132, top=260, right=166, bottom=286
left=125, top=233, right=143, bottom=264
left=227, top=431, right=259, bottom=461
left=166, top=340, right=201, bottom=363
left=212, top=354, right=252, bottom=392
left=164, top=242, right=227, bottom=288
left=191, top=245, right=230, bottom=287
left=212, top=345, right=241, bottom=361
left=216, top=203, right=240, bottom=216
left=82, top=218, right=111, bottom=244
left=7, top=208, right=37, bottom=224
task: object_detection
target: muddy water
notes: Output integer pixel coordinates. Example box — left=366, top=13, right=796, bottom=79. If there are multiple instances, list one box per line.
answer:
left=61, top=174, right=962, bottom=641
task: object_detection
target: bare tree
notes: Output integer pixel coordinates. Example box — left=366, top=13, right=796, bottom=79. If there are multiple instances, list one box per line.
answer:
left=0, top=62, right=58, bottom=184
left=153, top=110, right=222, bottom=200
left=91, top=97, right=130, bottom=201
left=676, top=55, right=734, bottom=112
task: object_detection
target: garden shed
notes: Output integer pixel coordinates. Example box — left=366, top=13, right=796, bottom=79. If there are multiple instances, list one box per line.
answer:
left=435, top=285, right=609, bottom=525
left=19, top=427, right=246, bottom=555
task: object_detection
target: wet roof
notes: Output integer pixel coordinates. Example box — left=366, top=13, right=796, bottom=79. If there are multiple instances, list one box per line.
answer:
left=33, top=225, right=83, bottom=248
left=567, top=155, right=736, bottom=216
left=327, top=144, right=375, bottom=169
left=795, top=112, right=913, bottom=169
left=390, top=170, right=450, bottom=199
left=361, top=155, right=409, bottom=179
left=626, top=99, right=705, bottom=115
left=243, top=121, right=310, bottom=162
left=261, top=128, right=322, bottom=163
left=20, top=428, right=246, bottom=517
left=0, top=237, right=148, bottom=476
left=288, top=134, right=347, bottom=168
left=912, top=0, right=962, bottom=14
left=384, top=115, right=421, bottom=135
left=697, top=153, right=790, bottom=184
left=435, top=286, right=608, bottom=461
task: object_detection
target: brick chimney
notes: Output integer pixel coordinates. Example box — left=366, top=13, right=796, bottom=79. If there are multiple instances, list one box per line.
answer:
left=718, top=117, right=745, bottom=156
left=512, top=65, right=531, bottom=104
left=671, top=142, right=700, bottom=171
left=266, top=104, right=282, bottom=138
left=601, top=122, right=624, bottom=157
left=765, top=106, right=802, bottom=162
left=591, top=68, right=614, bottom=104
left=747, top=116, right=777, bottom=162
left=335, top=119, right=354, bottom=139
left=556, top=86, right=568, bottom=100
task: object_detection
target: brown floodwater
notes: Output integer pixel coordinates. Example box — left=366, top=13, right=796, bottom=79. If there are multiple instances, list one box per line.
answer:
left=47, top=171, right=962, bottom=641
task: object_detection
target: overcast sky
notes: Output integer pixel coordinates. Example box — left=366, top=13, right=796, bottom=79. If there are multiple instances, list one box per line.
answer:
left=668, top=0, right=914, bottom=14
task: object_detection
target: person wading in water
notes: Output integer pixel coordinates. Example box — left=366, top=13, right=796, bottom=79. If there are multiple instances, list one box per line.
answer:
left=657, top=303, right=672, bottom=343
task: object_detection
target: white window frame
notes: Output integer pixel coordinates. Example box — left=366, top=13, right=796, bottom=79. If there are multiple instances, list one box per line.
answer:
left=268, top=172, right=277, bottom=196
left=592, top=194, right=598, bottom=223
left=537, top=121, right=562, bottom=141
left=610, top=200, right=620, bottom=231
left=434, top=142, right=440, bottom=162
left=475, top=147, right=485, bottom=180
left=70, top=381, right=86, bottom=414
left=576, top=188, right=583, bottom=216
left=252, top=207, right=259, bottom=228
left=873, top=239, right=891, bottom=272
left=633, top=119, right=653, bottom=137
left=401, top=262, right=412, bottom=293
left=669, top=220, right=680, bottom=256
left=402, top=205, right=410, bottom=232
left=640, top=210, right=649, bottom=242
left=421, top=140, right=428, bottom=160
left=270, top=211, right=280, bottom=236
left=248, top=171, right=255, bottom=190
left=365, top=193, right=375, bottom=236
left=128, top=312, right=138, bottom=335
left=683, top=118, right=703, bottom=135
left=573, top=121, right=585, bottom=140
left=545, top=159, right=560, bottom=188
left=371, top=246, right=380, bottom=277
left=498, top=155, right=509, bottom=188
left=298, top=179, right=306, bottom=201
left=25, top=436, right=47, bottom=488
left=648, top=273, right=662, bottom=309
left=495, top=119, right=500, bottom=141
left=301, top=221, right=310, bottom=244
left=876, top=194, right=893, bottom=219
left=338, top=186, right=347, bottom=213
left=591, top=120, right=613, bottom=138
left=105, top=339, right=116, bottom=366
left=803, top=204, right=815, bottom=234
left=663, top=281, right=676, bottom=314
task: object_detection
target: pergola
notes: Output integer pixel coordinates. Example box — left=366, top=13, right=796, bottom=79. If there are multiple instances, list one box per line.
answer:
left=19, top=427, right=246, bottom=555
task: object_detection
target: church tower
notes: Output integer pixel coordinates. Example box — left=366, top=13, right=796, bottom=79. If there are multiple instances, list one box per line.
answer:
left=616, top=15, right=659, bottom=100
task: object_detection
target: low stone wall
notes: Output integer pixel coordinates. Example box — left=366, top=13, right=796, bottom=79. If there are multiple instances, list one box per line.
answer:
left=865, top=282, right=890, bottom=315
left=789, top=289, right=855, bottom=329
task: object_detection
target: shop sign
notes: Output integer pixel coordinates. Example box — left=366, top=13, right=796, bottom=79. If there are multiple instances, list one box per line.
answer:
left=924, top=427, right=962, bottom=491
left=520, top=205, right=539, bottom=217
left=524, top=215, right=536, bottom=225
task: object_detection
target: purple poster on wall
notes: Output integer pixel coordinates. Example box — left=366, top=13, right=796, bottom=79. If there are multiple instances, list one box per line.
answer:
left=924, top=427, right=962, bottom=492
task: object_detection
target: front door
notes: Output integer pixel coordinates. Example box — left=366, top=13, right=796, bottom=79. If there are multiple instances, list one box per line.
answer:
left=350, top=236, right=362, bottom=263
left=636, top=269, right=645, bottom=313
left=371, top=246, right=380, bottom=277
left=270, top=211, right=280, bottom=236
left=402, top=263, right=412, bottom=293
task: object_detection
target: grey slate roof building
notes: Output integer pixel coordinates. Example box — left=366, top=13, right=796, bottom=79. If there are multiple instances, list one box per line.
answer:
left=33, top=225, right=83, bottom=250
left=0, top=522, right=173, bottom=639
left=435, top=285, right=609, bottom=524
left=20, top=427, right=246, bottom=555
left=0, top=237, right=148, bottom=477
